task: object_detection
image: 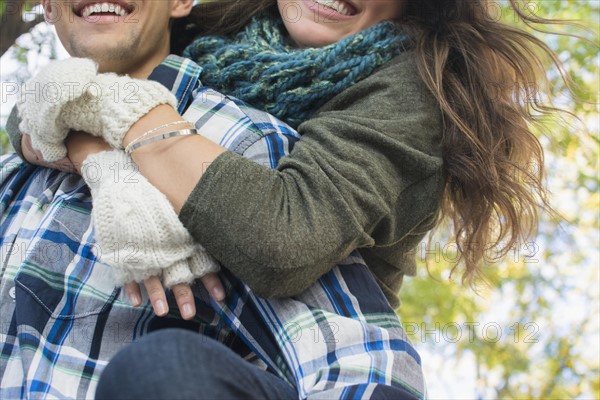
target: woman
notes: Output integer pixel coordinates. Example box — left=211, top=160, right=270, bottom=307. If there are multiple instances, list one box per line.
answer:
left=16, top=0, right=564, bottom=397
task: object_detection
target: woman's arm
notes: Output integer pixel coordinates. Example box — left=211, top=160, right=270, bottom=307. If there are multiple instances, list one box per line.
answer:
left=65, top=104, right=225, bottom=210
left=125, top=105, right=225, bottom=212
left=68, top=52, right=443, bottom=300
left=64, top=130, right=227, bottom=320
left=93, top=53, right=444, bottom=298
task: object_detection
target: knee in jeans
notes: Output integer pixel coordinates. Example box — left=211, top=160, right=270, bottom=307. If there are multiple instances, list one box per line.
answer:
left=122, top=328, right=231, bottom=373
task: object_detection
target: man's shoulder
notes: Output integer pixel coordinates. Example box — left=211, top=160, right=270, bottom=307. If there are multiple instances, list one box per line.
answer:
left=185, top=87, right=299, bottom=162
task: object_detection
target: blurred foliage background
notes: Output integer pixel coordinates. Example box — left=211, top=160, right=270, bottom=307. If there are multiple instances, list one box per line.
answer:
left=1, top=0, right=598, bottom=398
left=400, top=1, right=599, bottom=398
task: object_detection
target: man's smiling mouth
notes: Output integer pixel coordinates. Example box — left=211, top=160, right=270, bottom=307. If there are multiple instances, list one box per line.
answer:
left=78, top=2, right=132, bottom=18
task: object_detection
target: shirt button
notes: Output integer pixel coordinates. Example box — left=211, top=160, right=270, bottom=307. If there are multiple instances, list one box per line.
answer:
left=9, top=286, right=16, bottom=300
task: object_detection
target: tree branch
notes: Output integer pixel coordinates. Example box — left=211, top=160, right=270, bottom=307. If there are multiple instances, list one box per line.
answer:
left=0, top=0, right=46, bottom=56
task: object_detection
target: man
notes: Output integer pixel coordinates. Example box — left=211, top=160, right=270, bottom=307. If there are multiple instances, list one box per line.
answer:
left=1, top=1, right=424, bottom=398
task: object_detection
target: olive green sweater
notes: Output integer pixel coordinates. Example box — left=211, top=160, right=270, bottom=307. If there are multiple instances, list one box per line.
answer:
left=8, top=51, right=444, bottom=309
left=179, top=52, right=445, bottom=308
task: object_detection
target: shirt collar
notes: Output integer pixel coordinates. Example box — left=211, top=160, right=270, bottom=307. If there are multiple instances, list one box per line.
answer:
left=147, top=55, right=202, bottom=114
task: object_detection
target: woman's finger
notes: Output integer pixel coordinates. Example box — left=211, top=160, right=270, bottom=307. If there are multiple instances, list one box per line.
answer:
left=200, top=272, right=226, bottom=302
left=22, top=133, right=75, bottom=173
left=124, top=282, right=143, bottom=306
left=171, top=283, right=196, bottom=320
left=144, top=276, right=169, bottom=317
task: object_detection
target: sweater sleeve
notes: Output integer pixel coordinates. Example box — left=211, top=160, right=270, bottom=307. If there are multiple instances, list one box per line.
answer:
left=179, top=52, right=444, bottom=298
left=6, top=106, right=24, bottom=159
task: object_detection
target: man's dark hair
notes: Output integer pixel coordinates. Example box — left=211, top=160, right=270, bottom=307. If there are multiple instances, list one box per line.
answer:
left=170, top=16, right=193, bottom=55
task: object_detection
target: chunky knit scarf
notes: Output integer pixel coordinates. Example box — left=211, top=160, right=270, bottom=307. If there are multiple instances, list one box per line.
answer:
left=183, top=16, right=407, bottom=127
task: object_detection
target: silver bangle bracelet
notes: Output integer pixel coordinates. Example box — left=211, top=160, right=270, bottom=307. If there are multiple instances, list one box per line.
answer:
left=125, top=128, right=199, bottom=154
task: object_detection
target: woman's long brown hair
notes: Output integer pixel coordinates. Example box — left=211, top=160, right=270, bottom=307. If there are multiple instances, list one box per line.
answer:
left=173, top=0, right=568, bottom=285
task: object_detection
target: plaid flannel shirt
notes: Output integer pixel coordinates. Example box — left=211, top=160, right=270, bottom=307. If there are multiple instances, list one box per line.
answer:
left=0, top=55, right=424, bottom=399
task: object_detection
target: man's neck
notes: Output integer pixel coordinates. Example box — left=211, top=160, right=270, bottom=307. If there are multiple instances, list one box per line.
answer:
left=96, top=51, right=170, bottom=78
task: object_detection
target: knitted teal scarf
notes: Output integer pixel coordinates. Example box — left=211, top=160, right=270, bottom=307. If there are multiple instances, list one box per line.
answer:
left=183, top=16, right=408, bottom=127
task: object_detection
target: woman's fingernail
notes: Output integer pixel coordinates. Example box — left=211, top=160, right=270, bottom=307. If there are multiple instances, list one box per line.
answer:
left=129, top=293, right=140, bottom=306
left=155, top=300, right=167, bottom=315
left=182, top=303, right=194, bottom=318
left=212, top=287, right=225, bottom=301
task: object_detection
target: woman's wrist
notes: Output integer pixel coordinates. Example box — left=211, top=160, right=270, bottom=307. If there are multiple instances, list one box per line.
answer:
left=116, top=104, right=226, bottom=213
left=65, top=131, right=111, bottom=174
left=122, top=105, right=186, bottom=150
left=65, top=104, right=183, bottom=170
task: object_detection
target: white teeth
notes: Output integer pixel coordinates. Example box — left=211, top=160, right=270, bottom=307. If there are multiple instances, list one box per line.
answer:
left=312, top=0, right=352, bottom=16
left=81, top=2, right=128, bottom=18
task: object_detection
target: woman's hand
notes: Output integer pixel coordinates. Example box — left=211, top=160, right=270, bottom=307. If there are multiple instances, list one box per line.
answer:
left=17, top=58, right=100, bottom=162
left=123, top=273, right=226, bottom=320
left=21, top=133, right=77, bottom=173
left=17, top=58, right=177, bottom=161
left=78, top=149, right=223, bottom=321
left=21, top=130, right=111, bottom=175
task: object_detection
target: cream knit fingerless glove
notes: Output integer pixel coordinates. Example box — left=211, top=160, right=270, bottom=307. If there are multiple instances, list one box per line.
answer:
left=62, top=73, right=178, bottom=149
left=17, top=57, right=178, bottom=162
left=17, top=58, right=99, bottom=161
left=163, top=244, right=222, bottom=288
left=82, top=150, right=219, bottom=286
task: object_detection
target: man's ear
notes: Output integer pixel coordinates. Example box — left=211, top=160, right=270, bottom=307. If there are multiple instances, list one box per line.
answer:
left=41, top=0, right=55, bottom=24
left=170, top=0, right=194, bottom=18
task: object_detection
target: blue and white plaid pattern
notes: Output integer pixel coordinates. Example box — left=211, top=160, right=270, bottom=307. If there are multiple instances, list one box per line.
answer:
left=0, top=55, right=424, bottom=399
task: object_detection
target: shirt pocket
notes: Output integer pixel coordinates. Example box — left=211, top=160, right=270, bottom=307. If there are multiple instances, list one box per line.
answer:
left=13, top=198, right=119, bottom=320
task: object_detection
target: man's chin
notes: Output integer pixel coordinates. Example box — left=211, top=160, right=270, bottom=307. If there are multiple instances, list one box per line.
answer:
left=69, top=44, right=132, bottom=68
left=66, top=31, right=133, bottom=57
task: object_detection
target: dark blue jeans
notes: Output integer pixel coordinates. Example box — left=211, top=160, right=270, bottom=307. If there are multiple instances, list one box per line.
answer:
left=96, top=328, right=419, bottom=399
left=95, top=328, right=297, bottom=400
